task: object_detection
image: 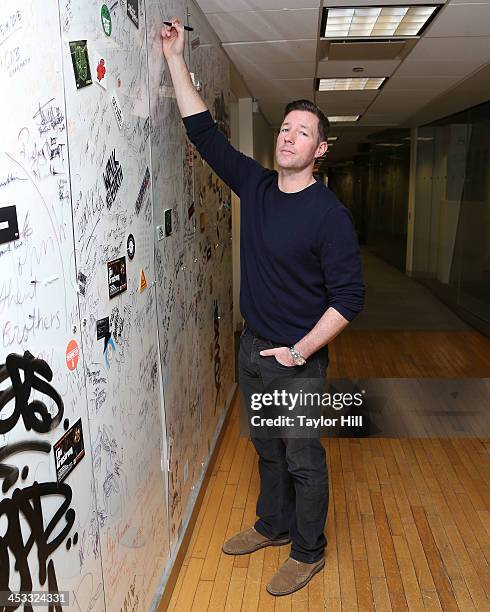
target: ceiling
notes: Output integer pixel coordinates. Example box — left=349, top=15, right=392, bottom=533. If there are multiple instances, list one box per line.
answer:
left=194, top=0, right=490, bottom=164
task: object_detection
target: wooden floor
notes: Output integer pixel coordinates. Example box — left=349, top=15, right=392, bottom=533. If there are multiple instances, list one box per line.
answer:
left=165, top=331, right=490, bottom=611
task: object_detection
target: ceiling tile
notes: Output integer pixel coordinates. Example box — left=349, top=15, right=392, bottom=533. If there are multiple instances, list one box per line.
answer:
left=226, top=56, right=316, bottom=78
left=382, top=75, right=460, bottom=91
left=426, top=4, right=490, bottom=37
left=395, top=59, right=483, bottom=77
left=316, top=90, right=378, bottom=116
left=368, top=89, right=437, bottom=112
left=407, top=36, right=490, bottom=61
left=222, top=39, right=318, bottom=64
left=254, top=61, right=318, bottom=78
left=246, top=77, right=315, bottom=99
left=317, top=59, right=400, bottom=78
left=197, top=0, right=321, bottom=12
left=207, top=9, right=319, bottom=42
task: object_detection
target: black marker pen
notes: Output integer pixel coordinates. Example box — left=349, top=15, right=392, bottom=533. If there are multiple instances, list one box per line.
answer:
left=163, top=21, right=194, bottom=32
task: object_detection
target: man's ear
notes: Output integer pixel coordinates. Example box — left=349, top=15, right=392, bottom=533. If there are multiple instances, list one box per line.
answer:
left=315, top=141, right=328, bottom=159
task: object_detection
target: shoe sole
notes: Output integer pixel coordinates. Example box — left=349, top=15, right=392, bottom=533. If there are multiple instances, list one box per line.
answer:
left=222, top=537, right=291, bottom=556
left=266, top=559, right=325, bottom=596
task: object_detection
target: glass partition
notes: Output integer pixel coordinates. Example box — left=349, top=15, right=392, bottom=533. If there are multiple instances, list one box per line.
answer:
left=412, top=101, right=490, bottom=329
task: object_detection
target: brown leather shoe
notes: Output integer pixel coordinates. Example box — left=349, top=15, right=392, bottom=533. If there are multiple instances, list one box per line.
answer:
left=266, top=556, right=325, bottom=596
left=222, top=527, right=290, bottom=555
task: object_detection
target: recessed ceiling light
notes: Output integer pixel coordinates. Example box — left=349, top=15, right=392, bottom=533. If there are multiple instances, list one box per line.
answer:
left=321, top=5, right=440, bottom=39
left=328, top=116, right=360, bottom=122
left=317, top=77, right=386, bottom=91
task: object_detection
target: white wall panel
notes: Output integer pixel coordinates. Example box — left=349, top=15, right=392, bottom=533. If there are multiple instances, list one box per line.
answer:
left=0, top=1, right=104, bottom=607
left=60, top=1, right=169, bottom=609
left=147, top=0, right=234, bottom=551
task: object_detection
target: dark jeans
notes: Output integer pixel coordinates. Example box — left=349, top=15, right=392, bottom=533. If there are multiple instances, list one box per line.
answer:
left=238, top=325, right=329, bottom=563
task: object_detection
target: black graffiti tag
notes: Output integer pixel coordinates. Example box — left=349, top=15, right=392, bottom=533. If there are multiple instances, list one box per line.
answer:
left=0, top=480, right=75, bottom=612
left=0, top=441, right=51, bottom=494
left=0, top=352, right=75, bottom=611
left=0, top=351, right=64, bottom=435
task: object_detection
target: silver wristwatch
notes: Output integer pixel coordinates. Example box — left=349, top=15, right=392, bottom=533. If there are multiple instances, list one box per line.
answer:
left=289, top=346, right=306, bottom=366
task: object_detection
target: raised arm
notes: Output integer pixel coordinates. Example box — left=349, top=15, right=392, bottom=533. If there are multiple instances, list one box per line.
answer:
left=161, top=18, right=264, bottom=195
left=161, top=18, right=207, bottom=118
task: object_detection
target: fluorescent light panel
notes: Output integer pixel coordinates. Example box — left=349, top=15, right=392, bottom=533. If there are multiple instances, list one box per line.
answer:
left=323, top=5, right=438, bottom=38
left=318, top=77, right=385, bottom=91
left=328, top=116, right=360, bottom=122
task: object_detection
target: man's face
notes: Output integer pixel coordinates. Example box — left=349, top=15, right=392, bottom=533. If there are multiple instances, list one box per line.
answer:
left=275, top=110, right=328, bottom=171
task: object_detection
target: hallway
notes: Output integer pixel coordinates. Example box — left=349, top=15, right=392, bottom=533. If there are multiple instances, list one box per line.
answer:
left=164, top=252, right=490, bottom=610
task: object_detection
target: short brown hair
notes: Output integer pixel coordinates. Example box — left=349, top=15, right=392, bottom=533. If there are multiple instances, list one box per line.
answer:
left=283, top=99, right=329, bottom=143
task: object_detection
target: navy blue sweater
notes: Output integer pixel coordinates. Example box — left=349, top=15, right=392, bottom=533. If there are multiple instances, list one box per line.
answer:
left=183, top=110, right=365, bottom=347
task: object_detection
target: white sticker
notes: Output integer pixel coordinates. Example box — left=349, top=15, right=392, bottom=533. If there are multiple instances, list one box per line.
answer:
left=90, top=48, right=109, bottom=90
left=0, top=221, right=8, bottom=230
left=111, top=92, right=124, bottom=129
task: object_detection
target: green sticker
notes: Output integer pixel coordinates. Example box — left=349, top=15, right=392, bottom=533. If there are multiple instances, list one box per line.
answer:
left=101, top=4, right=112, bottom=36
left=69, top=40, right=92, bottom=89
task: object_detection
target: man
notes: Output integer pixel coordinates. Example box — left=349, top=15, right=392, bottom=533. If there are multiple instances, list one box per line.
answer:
left=162, top=19, right=365, bottom=597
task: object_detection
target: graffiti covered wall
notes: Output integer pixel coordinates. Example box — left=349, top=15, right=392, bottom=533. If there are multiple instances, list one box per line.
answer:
left=0, top=0, right=234, bottom=609
left=0, top=2, right=105, bottom=608
left=148, top=1, right=234, bottom=550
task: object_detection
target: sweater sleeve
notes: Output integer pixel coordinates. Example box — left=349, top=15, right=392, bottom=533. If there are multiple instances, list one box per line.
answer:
left=182, top=110, right=263, bottom=196
left=317, top=205, right=365, bottom=322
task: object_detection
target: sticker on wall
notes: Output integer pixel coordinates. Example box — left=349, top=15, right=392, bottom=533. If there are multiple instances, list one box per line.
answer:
left=111, top=92, right=124, bottom=129
left=66, top=339, right=80, bottom=371
left=54, top=418, right=85, bottom=483
left=77, top=271, right=87, bottom=296
left=97, top=317, right=112, bottom=353
left=127, top=233, right=135, bottom=260
left=69, top=40, right=92, bottom=89
left=135, top=166, right=150, bottom=214
left=103, top=149, right=123, bottom=209
left=0, top=205, right=19, bottom=245
left=127, top=0, right=139, bottom=28
left=96, top=316, right=110, bottom=340
left=92, top=53, right=108, bottom=89
left=103, top=335, right=116, bottom=369
left=101, top=4, right=112, bottom=36
left=108, top=256, right=127, bottom=298
left=164, top=208, right=172, bottom=237
left=139, top=269, right=147, bottom=293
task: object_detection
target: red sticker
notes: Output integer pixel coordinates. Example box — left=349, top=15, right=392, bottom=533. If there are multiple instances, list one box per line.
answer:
left=97, top=58, right=106, bottom=83
left=66, top=339, right=79, bottom=371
